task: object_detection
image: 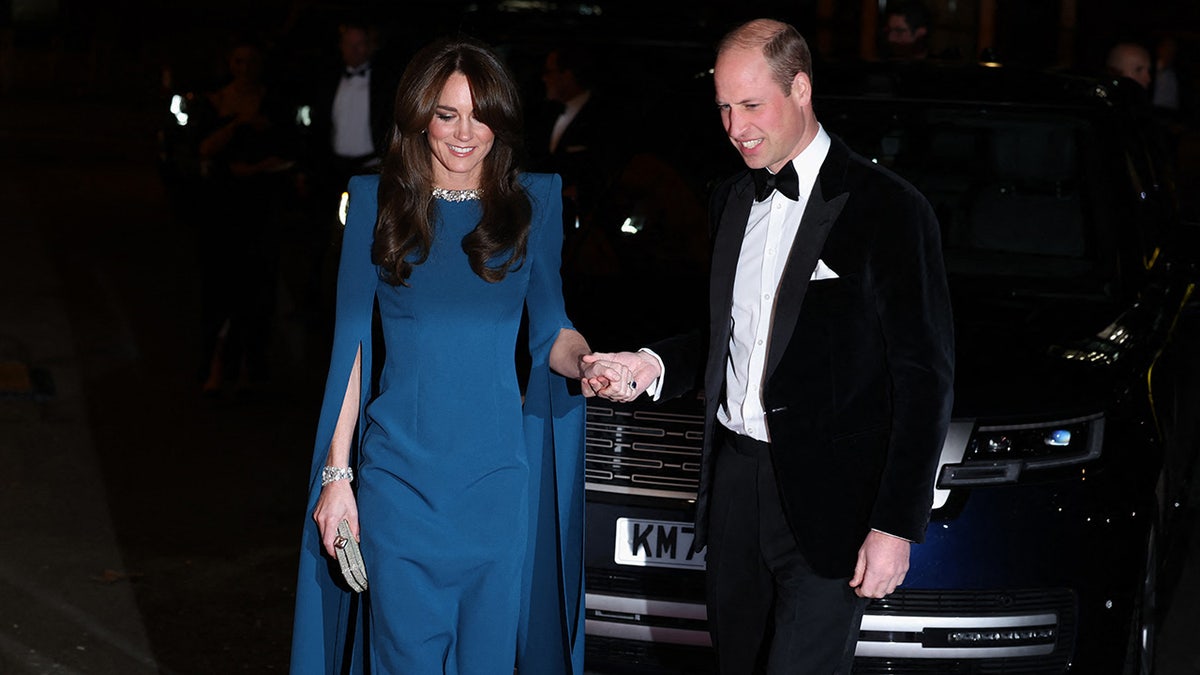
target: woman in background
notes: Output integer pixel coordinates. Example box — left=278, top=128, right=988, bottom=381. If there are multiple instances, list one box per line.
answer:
left=192, top=34, right=297, bottom=394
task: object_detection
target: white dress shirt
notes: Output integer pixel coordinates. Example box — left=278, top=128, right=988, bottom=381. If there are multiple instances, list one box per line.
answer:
left=332, top=65, right=375, bottom=159
left=719, top=126, right=830, bottom=441
left=549, top=90, right=591, bottom=154
left=645, top=126, right=832, bottom=444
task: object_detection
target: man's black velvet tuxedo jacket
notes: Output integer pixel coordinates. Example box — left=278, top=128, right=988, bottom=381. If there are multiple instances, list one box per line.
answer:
left=651, top=134, right=955, bottom=579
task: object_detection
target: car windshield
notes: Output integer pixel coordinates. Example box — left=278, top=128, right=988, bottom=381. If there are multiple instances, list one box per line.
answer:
left=820, top=103, right=1113, bottom=283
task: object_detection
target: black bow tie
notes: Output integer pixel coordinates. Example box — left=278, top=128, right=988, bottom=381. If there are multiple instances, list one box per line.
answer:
left=752, top=161, right=800, bottom=201
left=344, top=67, right=369, bottom=79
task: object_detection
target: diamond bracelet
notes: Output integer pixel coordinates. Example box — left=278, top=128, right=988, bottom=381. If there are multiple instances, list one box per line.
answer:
left=321, top=466, right=354, bottom=486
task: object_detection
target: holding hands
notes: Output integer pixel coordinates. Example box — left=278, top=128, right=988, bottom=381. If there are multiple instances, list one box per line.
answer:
left=580, top=351, right=662, bottom=403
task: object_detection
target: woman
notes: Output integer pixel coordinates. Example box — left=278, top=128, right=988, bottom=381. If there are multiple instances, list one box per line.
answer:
left=191, top=34, right=297, bottom=394
left=289, top=37, right=627, bottom=674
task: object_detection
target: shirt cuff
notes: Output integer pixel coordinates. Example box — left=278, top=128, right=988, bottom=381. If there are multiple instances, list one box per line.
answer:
left=870, top=528, right=913, bottom=543
left=637, top=348, right=665, bottom=401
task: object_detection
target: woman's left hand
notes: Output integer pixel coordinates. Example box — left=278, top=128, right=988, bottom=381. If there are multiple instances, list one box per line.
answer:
left=579, top=356, right=633, bottom=400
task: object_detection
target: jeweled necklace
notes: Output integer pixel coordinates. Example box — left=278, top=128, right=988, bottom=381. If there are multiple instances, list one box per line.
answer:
left=432, top=186, right=482, bottom=202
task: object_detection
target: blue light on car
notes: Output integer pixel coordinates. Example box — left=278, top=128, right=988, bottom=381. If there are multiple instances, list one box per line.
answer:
left=1044, top=429, right=1072, bottom=446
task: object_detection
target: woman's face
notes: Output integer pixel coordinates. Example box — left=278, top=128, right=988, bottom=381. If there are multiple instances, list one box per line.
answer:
left=427, top=72, right=495, bottom=190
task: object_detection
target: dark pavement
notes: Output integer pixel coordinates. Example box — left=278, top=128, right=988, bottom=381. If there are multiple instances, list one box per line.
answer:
left=2, top=93, right=1200, bottom=674
left=1, top=95, right=317, bottom=673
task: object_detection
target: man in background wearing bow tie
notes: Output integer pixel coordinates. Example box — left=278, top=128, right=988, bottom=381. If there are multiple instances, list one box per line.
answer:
left=310, top=20, right=396, bottom=195
left=293, top=19, right=399, bottom=346
left=585, top=18, right=954, bottom=673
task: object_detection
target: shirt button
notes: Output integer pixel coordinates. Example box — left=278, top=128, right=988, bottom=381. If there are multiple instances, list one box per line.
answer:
left=747, top=427, right=755, bottom=435
left=756, top=339, right=764, bottom=346
left=763, top=293, right=771, bottom=300
left=767, top=248, right=776, bottom=256
left=775, top=203, right=782, bottom=210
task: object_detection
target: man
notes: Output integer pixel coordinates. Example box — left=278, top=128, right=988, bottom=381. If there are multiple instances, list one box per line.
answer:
left=1106, top=41, right=1153, bottom=90
left=311, top=20, right=395, bottom=189
left=295, top=20, right=397, bottom=341
left=530, top=45, right=610, bottom=231
left=585, top=19, right=954, bottom=673
left=883, top=1, right=932, bottom=60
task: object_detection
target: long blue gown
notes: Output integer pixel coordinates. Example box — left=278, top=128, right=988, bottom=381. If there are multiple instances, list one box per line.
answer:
left=290, top=173, right=585, bottom=674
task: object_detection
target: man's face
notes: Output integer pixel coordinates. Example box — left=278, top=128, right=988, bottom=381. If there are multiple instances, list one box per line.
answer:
left=1110, top=45, right=1152, bottom=89
left=885, top=14, right=924, bottom=47
left=340, top=27, right=371, bottom=69
left=713, top=46, right=812, bottom=174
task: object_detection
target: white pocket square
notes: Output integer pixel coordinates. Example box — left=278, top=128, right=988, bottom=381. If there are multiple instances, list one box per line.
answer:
left=810, top=259, right=839, bottom=281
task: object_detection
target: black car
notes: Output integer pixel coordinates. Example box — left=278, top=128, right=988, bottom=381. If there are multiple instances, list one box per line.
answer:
left=578, top=61, right=1198, bottom=674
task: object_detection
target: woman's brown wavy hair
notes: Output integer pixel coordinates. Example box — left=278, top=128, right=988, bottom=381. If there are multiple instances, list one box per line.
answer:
left=373, top=37, right=531, bottom=286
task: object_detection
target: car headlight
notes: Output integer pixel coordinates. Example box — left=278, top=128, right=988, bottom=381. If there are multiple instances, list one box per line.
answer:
left=938, top=414, right=1104, bottom=487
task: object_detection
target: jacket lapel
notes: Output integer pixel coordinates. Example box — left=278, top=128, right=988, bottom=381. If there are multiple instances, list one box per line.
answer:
left=706, top=172, right=755, bottom=398
left=765, top=146, right=850, bottom=381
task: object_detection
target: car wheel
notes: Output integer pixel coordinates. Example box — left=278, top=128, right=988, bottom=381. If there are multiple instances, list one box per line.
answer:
left=1123, top=526, right=1158, bottom=675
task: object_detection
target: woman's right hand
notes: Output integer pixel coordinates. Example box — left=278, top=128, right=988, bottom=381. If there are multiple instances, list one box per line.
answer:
left=312, top=479, right=359, bottom=558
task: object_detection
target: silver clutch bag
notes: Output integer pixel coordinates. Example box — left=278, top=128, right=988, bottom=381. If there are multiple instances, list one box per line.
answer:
left=333, top=519, right=368, bottom=593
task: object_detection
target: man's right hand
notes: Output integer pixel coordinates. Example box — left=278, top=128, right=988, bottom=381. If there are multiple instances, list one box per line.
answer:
left=582, top=351, right=662, bottom=403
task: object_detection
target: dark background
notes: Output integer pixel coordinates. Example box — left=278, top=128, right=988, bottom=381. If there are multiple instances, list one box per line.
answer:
left=4, top=0, right=1200, bottom=99
left=1, top=1, right=1199, bottom=674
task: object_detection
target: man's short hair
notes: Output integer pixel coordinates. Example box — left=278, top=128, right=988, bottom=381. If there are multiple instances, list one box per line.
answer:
left=717, top=19, right=812, bottom=95
left=885, top=1, right=931, bottom=33
left=550, top=44, right=597, bottom=89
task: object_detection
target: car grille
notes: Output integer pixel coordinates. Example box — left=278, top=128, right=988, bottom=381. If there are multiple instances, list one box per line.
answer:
left=586, top=569, right=706, bottom=602
left=583, top=584, right=1077, bottom=674
left=855, top=588, right=1077, bottom=673
left=585, top=635, right=716, bottom=674
left=584, top=399, right=705, bottom=499
left=869, top=588, right=1076, bottom=616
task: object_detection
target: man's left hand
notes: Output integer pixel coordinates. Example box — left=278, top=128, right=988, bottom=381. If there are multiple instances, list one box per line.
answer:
left=849, top=530, right=910, bottom=598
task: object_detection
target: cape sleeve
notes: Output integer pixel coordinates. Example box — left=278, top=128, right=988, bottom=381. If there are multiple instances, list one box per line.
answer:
left=289, top=174, right=379, bottom=675
left=517, top=173, right=588, bottom=675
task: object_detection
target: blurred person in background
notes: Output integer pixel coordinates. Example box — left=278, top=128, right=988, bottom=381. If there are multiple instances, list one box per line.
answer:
left=295, top=19, right=400, bottom=340
left=191, top=33, right=299, bottom=396
left=307, top=19, right=397, bottom=200
left=1106, top=41, right=1153, bottom=90
left=883, top=0, right=932, bottom=60
left=1153, top=36, right=1182, bottom=112
left=530, top=44, right=614, bottom=233
left=1104, top=39, right=1181, bottom=192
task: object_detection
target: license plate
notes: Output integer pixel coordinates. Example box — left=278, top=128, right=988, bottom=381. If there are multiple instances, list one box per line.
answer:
left=614, top=517, right=707, bottom=570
